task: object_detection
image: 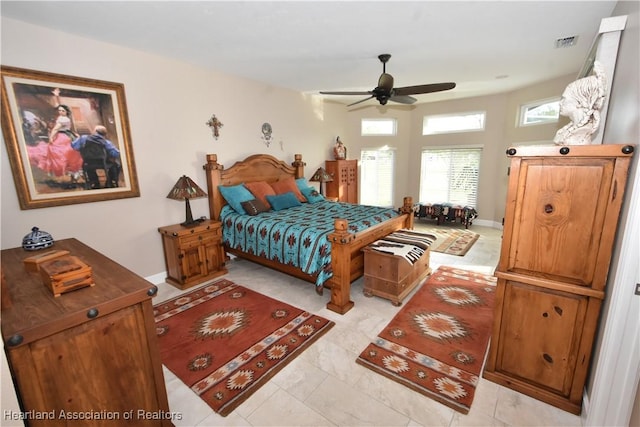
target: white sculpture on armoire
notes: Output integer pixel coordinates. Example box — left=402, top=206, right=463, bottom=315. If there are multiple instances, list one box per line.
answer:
left=553, top=60, right=606, bottom=146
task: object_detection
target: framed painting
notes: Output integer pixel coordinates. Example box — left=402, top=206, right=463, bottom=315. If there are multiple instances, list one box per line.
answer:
left=1, top=66, right=140, bottom=209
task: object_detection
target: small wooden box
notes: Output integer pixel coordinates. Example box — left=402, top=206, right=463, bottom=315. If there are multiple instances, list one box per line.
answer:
left=23, top=249, right=70, bottom=272
left=39, top=255, right=94, bottom=297
left=363, top=245, right=432, bottom=306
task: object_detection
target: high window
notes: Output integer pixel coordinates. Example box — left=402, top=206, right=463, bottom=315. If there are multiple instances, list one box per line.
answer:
left=422, top=112, right=485, bottom=135
left=419, top=147, right=482, bottom=207
left=518, top=98, right=560, bottom=126
left=361, top=118, right=397, bottom=136
left=360, top=147, right=395, bottom=208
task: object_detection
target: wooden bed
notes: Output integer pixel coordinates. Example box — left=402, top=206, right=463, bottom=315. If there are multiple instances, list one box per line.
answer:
left=203, top=153, right=414, bottom=314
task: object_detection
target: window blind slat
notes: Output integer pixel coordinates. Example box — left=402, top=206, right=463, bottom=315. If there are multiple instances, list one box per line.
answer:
left=360, top=149, right=395, bottom=207
left=419, top=148, right=481, bottom=207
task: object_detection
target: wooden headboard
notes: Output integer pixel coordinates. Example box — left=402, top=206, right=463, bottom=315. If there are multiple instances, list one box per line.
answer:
left=203, top=153, right=306, bottom=220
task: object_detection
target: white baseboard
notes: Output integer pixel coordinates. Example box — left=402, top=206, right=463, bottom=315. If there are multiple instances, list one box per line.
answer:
left=145, top=272, right=167, bottom=285
left=473, top=219, right=503, bottom=229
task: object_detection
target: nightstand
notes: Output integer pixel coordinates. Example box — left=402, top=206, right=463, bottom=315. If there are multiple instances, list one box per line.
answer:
left=158, top=219, right=227, bottom=289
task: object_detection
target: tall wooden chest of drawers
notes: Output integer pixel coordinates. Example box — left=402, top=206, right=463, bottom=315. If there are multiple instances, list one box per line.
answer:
left=483, top=144, right=634, bottom=415
left=1, top=238, right=173, bottom=426
left=325, top=159, right=358, bottom=203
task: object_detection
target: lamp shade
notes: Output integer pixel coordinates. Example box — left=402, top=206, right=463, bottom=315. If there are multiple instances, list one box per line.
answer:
left=309, top=167, right=333, bottom=196
left=167, top=175, right=207, bottom=201
left=167, top=175, right=207, bottom=227
left=309, top=167, right=333, bottom=183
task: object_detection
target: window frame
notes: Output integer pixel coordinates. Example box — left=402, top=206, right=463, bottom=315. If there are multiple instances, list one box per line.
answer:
left=359, top=146, right=396, bottom=208
left=418, top=145, right=482, bottom=208
left=518, top=97, right=560, bottom=127
left=361, top=118, right=397, bottom=136
left=422, top=111, right=486, bottom=135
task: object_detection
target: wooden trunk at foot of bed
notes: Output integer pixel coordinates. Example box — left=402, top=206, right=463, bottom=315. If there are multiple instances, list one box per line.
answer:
left=204, top=153, right=414, bottom=314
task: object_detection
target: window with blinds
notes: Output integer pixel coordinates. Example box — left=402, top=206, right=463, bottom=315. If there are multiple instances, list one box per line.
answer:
left=360, top=148, right=395, bottom=207
left=419, top=147, right=481, bottom=207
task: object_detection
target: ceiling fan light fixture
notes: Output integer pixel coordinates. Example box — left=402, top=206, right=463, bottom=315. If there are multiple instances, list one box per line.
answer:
left=320, top=53, right=456, bottom=106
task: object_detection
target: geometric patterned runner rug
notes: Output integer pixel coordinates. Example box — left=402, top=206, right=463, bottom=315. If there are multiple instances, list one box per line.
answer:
left=356, top=266, right=496, bottom=414
left=415, top=227, right=480, bottom=256
left=154, top=279, right=335, bottom=417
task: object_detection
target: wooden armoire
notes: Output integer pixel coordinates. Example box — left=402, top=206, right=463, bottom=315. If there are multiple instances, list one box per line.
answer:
left=325, top=159, right=358, bottom=203
left=483, top=144, right=635, bottom=415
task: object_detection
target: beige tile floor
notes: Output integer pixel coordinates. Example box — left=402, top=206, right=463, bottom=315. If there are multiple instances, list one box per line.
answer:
left=154, top=223, right=584, bottom=427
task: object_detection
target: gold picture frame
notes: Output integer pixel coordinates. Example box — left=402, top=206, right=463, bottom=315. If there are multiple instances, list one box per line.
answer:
left=1, top=66, right=140, bottom=209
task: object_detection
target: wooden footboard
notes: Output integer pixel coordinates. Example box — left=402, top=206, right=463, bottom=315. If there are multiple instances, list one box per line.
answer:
left=326, top=197, right=413, bottom=313
left=203, top=153, right=414, bottom=314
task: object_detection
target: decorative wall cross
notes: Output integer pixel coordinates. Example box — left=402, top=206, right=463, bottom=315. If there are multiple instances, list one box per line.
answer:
left=206, top=114, right=223, bottom=140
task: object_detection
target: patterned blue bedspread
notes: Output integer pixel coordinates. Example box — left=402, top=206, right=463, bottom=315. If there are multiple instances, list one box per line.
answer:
left=220, top=201, right=400, bottom=289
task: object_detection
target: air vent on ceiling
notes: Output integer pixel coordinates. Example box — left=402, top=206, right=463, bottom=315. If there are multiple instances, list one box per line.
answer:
left=555, top=36, right=578, bottom=48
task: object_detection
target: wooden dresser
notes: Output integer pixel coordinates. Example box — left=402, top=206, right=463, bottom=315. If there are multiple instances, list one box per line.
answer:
left=483, top=144, right=635, bottom=415
left=1, top=238, right=173, bottom=426
left=325, top=159, right=358, bottom=203
left=158, top=220, right=227, bottom=290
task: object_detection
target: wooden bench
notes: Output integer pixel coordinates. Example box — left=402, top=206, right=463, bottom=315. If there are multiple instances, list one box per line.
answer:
left=414, top=203, right=477, bottom=229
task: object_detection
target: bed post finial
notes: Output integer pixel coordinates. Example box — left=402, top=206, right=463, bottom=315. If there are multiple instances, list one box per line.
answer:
left=400, top=196, right=414, bottom=229
left=292, top=154, right=306, bottom=178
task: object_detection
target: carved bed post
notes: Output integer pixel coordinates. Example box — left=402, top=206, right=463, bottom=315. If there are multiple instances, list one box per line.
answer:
left=326, top=219, right=356, bottom=314
left=292, top=154, right=306, bottom=178
left=203, top=154, right=224, bottom=221
left=400, top=196, right=414, bottom=229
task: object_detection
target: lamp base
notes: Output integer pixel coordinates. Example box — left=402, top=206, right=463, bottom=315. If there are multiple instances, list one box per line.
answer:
left=180, top=218, right=204, bottom=228
left=180, top=198, right=205, bottom=227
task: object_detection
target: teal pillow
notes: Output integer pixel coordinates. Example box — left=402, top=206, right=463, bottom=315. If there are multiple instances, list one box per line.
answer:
left=300, top=186, right=325, bottom=204
left=266, top=192, right=302, bottom=211
left=296, top=177, right=312, bottom=191
left=218, top=183, right=254, bottom=215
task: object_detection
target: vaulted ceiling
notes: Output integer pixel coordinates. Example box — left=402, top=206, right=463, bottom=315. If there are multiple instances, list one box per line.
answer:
left=1, top=1, right=618, bottom=105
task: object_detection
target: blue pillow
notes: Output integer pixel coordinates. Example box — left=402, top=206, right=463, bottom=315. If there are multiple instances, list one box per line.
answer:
left=218, top=183, right=254, bottom=215
left=266, top=192, right=302, bottom=211
left=300, top=186, right=325, bottom=204
left=296, top=177, right=312, bottom=192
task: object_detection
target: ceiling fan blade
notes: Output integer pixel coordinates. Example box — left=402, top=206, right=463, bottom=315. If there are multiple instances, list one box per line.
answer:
left=320, top=91, right=372, bottom=96
left=347, top=96, right=375, bottom=107
left=393, top=82, right=456, bottom=96
left=389, top=95, right=417, bottom=105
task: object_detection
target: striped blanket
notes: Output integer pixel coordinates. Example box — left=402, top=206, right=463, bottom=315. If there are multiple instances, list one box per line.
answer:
left=368, top=230, right=436, bottom=265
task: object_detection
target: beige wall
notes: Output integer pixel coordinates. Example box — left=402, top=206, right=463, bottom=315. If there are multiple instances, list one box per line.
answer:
left=0, top=17, right=346, bottom=278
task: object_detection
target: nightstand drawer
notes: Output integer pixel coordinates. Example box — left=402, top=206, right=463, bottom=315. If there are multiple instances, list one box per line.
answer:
left=179, top=230, right=218, bottom=248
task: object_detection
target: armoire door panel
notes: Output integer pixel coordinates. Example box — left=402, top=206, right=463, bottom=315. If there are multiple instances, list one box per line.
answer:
left=495, top=280, right=588, bottom=396
left=505, top=158, right=615, bottom=287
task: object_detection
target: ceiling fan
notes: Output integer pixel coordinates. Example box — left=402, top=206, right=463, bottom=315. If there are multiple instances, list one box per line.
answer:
left=320, top=54, right=456, bottom=107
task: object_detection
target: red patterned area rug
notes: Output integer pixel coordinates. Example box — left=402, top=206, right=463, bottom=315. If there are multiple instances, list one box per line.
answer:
left=356, top=266, right=496, bottom=414
left=154, top=279, right=334, bottom=417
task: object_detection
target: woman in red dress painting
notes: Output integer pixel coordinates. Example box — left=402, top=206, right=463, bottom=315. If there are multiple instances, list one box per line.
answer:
left=27, top=104, right=83, bottom=178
